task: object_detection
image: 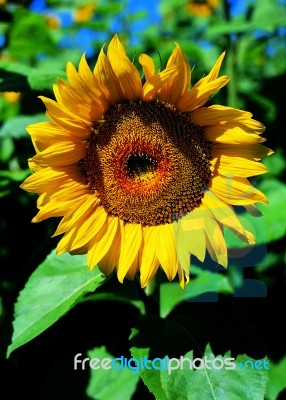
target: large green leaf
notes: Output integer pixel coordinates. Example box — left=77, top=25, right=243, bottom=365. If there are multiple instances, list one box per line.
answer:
left=225, top=179, right=286, bottom=248
left=160, top=346, right=269, bottom=400
left=0, top=113, right=47, bottom=139
left=160, top=267, right=232, bottom=318
left=0, top=62, right=66, bottom=91
left=7, top=250, right=106, bottom=357
left=256, top=179, right=286, bottom=244
left=86, top=346, right=139, bottom=400
left=9, top=8, right=56, bottom=59
left=262, top=149, right=286, bottom=178
left=131, top=320, right=269, bottom=400
left=251, top=0, right=285, bottom=32
left=266, top=356, right=286, bottom=400
left=130, top=315, right=196, bottom=400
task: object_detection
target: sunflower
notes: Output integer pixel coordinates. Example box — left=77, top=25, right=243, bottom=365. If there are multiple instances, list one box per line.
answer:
left=21, top=35, right=272, bottom=288
left=187, top=0, right=219, bottom=17
left=74, top=3, right=95, bottom=23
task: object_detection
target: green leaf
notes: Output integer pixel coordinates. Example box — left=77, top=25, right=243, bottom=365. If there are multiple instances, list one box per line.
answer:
left=262, top=149, right=285, bottom=178
left=0, top=62, right=32, bottom=77
left=86, top=346, right=139, bottom=400
left=252, top=0, right=286, bottom=32
left=266, top=356, right=286, bottom=400
left=0, top=95, right=20, bottom=120
left=0, top=169, right=30, bottom=182
left=131, top=324, right=269, bottom=400
left=0, top=62, right=66, bottom=91
left=256, top=252, right=283, bottom=273
left=9, top=9, right=56, bottom=59
left=0, top=113, right=47, bottom=139
left=0, top=137, right=14, bottom=162
left=160, top=267, right=232, bottom=318
left=160, top=346, right=269, bottom=400
left=7, top=250, right=106, bottom=357
left=224, top=179, right=286, bottom=248
left=27, top=69, right=67, bottom=91
left=205, top=21, right=256, bottom=38
left=130, top=315, right=195, bottom=400
left=257, top=179, right=286, bottom=243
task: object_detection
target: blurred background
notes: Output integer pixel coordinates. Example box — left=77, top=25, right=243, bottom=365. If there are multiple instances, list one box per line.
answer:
left=0, top=0, right=286, bottom=399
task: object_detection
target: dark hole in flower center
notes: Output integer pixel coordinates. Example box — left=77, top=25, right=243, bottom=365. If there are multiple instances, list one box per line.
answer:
left=125, top=152, right=157, bottom=182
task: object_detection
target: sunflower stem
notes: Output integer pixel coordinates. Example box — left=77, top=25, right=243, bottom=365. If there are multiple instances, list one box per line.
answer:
left=226, top=41, right=238, bottom=108
left=222, top=0, right=239, bottom=108
left=136, top=277, right=160, bottom=316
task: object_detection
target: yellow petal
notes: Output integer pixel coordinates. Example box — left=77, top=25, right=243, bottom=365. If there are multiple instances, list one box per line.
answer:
left=56, top=225, right=77, bottom=254
left=159, top=44, right=191, bottom=103
left=65, top=59, right=109, bottom=118
left=32, top=141, right=85, bottom=166
left=139, top=53, right=155, bottom=80
left=191, top=105, right=253, bottom=125
left=69, top=205, right=108, bottom=251
left=40, top=185, right=90, bottom=206
left=203, top=191, right=255, bottom=244
left=212, top=154, right=269, bottom=177
left=155, top=224, right=178, bottom=281
left=212, top=143, right=273, bottom=161
left=210, top=175, right=268, bottom=205
left=20, top=164, right=80, bottom=193
left=204, top=218, right=228, bottom=268
left=174, top=220, right=191, bottom=288
left=39, top=96, right=82, bottom=122
left=139, top=226, right=160, bottom=288
left=179, top=213, right=206, bottom=262
left=117, top=223, right=143, bottom=283
left=204, top=123, right=266, bottom=145
left=166, top=44, right=190, bottom=90
left=53, top=194, right=98, bottom=236
left=124, top=253, right=140, bottom=281
left=27, top=122, right=72, bottom=152
left=98, top=221, right=123, bottom=276
left=177, top=76, right=230, bottom=112
left=94, top=47, right=123, bottom=103
left=87, top=216, right=119, bottom=270
left=107, top=35, right=142, bottom=100
left=197, top=51, right=226, bottom=85
left=142, top=66, right=178, bottom=101
left=54, top=79, right=94, bottom=121
left=45, top=115, right=91, bottom=138
left=78, top=53, right=97, bottom=87
left=33, top=196, right=81, bottom=222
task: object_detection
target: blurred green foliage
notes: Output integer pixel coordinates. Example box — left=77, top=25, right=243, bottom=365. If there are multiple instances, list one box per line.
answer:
left=0, top=0, right=285, bottom=399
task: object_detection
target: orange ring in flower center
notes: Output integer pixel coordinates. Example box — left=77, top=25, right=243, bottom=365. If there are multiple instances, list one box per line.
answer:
left=114, top=140, right=171, bottom=195
left=83, top=101, right=211, bottom=226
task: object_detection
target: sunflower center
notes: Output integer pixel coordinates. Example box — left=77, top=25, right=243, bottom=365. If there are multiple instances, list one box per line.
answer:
left=126, top=152, right=157, bottom=182
left=83, top=101, right=211, bottom=226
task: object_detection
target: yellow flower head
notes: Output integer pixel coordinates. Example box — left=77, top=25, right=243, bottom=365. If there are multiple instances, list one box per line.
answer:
left=45, top=14, right=61, bottom=29
left=187, top=0, right=219, bottom=17
left=1, top=91, right=20, bottom=103
left=74, top=3, right=95, bottom=23
left=21, top=35, right=272, bottom=288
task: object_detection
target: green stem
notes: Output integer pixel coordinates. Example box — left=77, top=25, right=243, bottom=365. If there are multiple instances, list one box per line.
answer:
left=222, top=0, right=238, bottom=108
left=136, top=276, right=160, bottom=316
left=226, top=42, right=238, bottom=108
